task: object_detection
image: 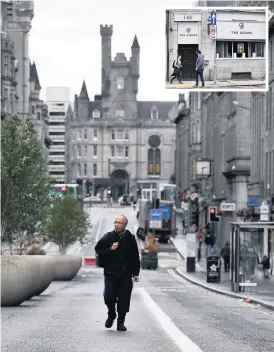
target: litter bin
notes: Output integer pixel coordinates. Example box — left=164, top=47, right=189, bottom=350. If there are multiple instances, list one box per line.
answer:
left=206, top=255, right=221, bottom=283
left=141, top=249, right=158, bottom=270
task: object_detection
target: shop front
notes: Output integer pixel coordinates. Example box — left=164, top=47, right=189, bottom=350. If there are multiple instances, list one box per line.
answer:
left=216, top=10, right=266, bottom=80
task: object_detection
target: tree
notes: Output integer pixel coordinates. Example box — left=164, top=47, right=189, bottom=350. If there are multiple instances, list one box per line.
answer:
left=42, top=196, right=90, bottom=254
left=1, top=116, right=51, bottom=246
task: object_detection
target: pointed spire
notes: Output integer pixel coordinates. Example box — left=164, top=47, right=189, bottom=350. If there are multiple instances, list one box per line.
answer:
left=29, top=61, right=41, bottom=90
left=66, top=103, right=73, bottom=116
left=79, top=80, right=89, bottom=100
left=131, top=35, right=140, bottom=49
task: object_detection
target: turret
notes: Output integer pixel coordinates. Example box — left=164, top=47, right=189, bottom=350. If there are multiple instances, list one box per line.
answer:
left=78, top=80, right=90, bottom=120
left=100, top=24, right=113, bottom=96
left=130, top=35, right=140, bottom=95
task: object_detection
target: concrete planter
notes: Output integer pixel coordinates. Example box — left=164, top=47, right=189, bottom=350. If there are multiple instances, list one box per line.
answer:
left=1, top=256, right=55, bottom=307
left=52, top=255, right=82, bottom=281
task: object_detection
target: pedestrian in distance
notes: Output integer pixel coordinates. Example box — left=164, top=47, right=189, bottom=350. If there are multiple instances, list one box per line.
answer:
left=170, top=55, right=183, bottom=84
left=194, top=49, right=205, bottom=88
left=95, top=215, right=140, bottom=331
left=220, top=241, right=230, bottom=272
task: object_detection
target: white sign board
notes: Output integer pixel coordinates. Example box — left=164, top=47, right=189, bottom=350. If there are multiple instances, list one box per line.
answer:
left=174, top=13, right=202, bottom=22
left=187, top=233, right=196, bottom=257
left=210, top=25, right=216, bottom=39
left=178, top=22, right=199, bottom=44
left=220, top=203, right=236, bottom=212
left=216, top=21, right=266, bottom=40
left=260, top=203, right=269, bottom=214
left=260, top=214, right=269, bottom=221
left=149, top=220, right=162, bottom=229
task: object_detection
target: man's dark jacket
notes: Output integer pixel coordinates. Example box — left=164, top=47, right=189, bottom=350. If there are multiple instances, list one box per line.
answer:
left=95, top=230, right=140, bottom=278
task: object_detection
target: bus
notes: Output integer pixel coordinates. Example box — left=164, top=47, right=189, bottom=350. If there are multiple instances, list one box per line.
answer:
left=158, top=183, right=176, bottom=203
left=50, top=184, right=83, bottom=200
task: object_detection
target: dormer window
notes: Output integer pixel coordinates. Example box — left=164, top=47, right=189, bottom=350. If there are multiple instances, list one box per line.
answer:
left=117, top=76, right=124, bottom=90
left=92, top=109, right=100, bottom=118
left=151, top=109, right=158, bottom=120
left=116, top=109, right=125, bottom=118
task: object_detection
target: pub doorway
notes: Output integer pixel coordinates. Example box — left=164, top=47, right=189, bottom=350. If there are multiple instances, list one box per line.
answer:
left=178, top=44, right=198, bottom=81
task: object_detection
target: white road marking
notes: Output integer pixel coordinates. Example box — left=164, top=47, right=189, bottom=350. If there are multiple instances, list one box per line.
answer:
left=95, top=217, right=104, bottom=243
left=138, top=287, right=204, bottom=352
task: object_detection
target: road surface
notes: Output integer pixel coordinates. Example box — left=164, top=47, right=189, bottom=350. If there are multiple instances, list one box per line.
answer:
left=2, top=206, right=274, bottom=352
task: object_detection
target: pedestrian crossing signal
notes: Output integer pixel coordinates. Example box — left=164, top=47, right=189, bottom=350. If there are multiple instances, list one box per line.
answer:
left=209, top=206, right=220, bottom=223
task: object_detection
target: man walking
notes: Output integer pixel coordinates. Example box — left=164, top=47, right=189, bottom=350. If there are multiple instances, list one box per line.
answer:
left=195, top=49, right=205, bottom=88
left=95, top=215, right=140, bottom=331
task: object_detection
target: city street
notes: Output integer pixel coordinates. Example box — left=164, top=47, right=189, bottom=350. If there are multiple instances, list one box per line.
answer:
left=1, top=206, right=274, bottom=352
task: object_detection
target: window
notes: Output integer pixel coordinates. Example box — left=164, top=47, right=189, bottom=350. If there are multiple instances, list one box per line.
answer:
left=116, top=109, right=125, bottom=118
left=49, top=132, right=65, bottom=136
left=77, top=163, right=81, bottom=177
left=9, top=93, right=13, bottom=113
left=78, top=145, right=81, bottom=158
left=49, top=122, right=65, bottom=126
left=31, top=106, right=35, bottom=114
left=216, top=41, right=265, bottom=58
left=84, top=146, right=87, bottom=157
left=125, top=130, right=129, bottom=140
left=125, top=146, right=129, bottom=157
left=49, top=152, right=65, bottom=156
left=93, top=127, right=98, bottom=138
left=4, top=55, right=8, bottom=76
left=117, top=76, right=124, bottom=90
left=116, top=128, right=124, bottom=140
left=52, top=141, right=65, bottom=146
left=111, top=145, right=115, bottom=157
left=111, top=129, right=115, bottom=140
left=93, top=145, right=97, bottom=157
left=151, top=110, right=158, bottom=119
left=78, top=129, right=81, bottom=140
left=84, top=163, right=87, bottom=176
left=37, top=112, right=41, bottom=120
left=49, top=112, right=65, bottom=116
left=116, top=145, right=124, bottom=157
left=72, top=145, right=76, bottom=158
left=84, top=129, right=88, bottom=140
left=147, top=148, right=161, bottom=176
left=192, top=122, right=196, bottom=143
left=93, top=163, right=97, bottom=176
left=4, top=88, right=8, bottom=98
left=92, top=109, right=100, bottom=118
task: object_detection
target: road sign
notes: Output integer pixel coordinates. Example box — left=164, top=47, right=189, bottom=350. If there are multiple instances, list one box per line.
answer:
left=260, top=214, right=269, bottom=222
left=210, top=11, right=217, bottom=26
left=190, top=192, right=199, bottom=201
left=210, top=25, right=216, bottom=39
left=150, top=209, right=162, bottom=221
left=220, top=203, right=236, bottom=212
left=149, top=220, right=162, bottom=229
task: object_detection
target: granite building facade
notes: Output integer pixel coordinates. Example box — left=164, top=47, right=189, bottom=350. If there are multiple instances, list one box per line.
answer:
left=67, top=25, right=177, bottom=200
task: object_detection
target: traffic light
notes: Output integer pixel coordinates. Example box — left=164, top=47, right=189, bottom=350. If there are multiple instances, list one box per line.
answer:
left=199, top=232, right=203, bottom=243
left=61, top=186, right=67, bottom=192
left=209, top=206, right=220, bottom=223
left=190, top=211, right=199, bottom=226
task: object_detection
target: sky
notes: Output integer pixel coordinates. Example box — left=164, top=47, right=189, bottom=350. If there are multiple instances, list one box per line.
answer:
left=29, top=0, right=194, bottom=103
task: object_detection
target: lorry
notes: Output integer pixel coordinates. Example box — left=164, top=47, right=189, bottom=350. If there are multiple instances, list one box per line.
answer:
left=136, top=199, right=176, bottom=243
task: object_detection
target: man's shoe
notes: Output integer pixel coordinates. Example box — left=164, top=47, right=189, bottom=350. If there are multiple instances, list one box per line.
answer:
left=105, top=317, right=115, bottom=328
left=117, top=321, right=127, bottom=331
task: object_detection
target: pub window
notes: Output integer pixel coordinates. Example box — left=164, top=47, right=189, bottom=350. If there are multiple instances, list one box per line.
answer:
left=93, top=163, right=97, bottom=176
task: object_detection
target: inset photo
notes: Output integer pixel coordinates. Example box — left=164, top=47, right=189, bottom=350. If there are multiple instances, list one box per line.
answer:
left=166, top=7, right=268, bottom=91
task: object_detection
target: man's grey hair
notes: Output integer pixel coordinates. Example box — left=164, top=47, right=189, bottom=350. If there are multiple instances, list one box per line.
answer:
left=120, top=215, right=128, bottom=225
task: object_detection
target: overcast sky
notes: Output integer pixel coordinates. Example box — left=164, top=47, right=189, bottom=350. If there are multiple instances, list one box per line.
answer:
left=29, top=0, right=194, bottom=103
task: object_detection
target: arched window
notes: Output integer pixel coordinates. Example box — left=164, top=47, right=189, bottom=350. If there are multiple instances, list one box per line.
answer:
left=147, top=135, right=161, bottom=176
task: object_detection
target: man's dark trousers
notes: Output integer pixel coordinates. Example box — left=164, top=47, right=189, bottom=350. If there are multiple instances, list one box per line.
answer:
left=104, top=273, right=133, bottom=322
left=195, top=69, right=205, bottom=87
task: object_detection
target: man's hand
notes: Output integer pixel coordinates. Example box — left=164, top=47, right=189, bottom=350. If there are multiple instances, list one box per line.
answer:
left=133, top=276, right=139, bottom=282
left=111, top=242, right=119, bottom=250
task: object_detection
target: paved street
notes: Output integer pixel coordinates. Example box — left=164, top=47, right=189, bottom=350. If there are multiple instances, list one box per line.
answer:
left=2, top=206, right=274, bottom=352
left=166, top=80, right=266, bottom=90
